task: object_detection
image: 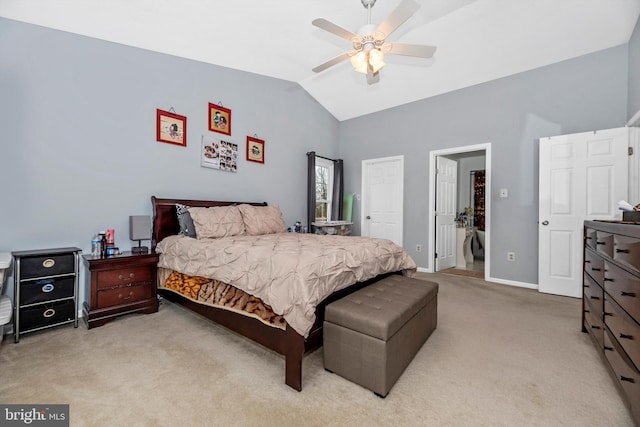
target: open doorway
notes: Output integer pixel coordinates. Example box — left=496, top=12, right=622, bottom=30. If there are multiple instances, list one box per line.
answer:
left=427, top=144, right=491, bottom=280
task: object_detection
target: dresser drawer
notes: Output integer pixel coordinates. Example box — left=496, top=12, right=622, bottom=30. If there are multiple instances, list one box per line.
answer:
left=603, top=330, right=640, bottom=418
left=583, top=273, right=603, bottom=312
left=585, top=227, right=597, bottom=250
left=584, top=294, right=604, bottom=349
left=20, top=299, right=75, bottom=331
left=604, top=295, right=640, bottom=371
left=604, top=260, right=640, bottom=321
left=20, top=276, right=74, bottom=306
left=584, top=249, right=604, bottom=284
left=614, top=234, right=640, bottom=273
left=96, top=282, right=153, bottom=309
left=595, top=231, right=614, bottom=259
left=96, top=266, right=152, bottom=289
left=19, top=253, right=75, bottom=279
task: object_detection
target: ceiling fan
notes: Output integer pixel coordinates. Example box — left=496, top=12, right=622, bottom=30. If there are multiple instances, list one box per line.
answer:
left=312, top=0, right=436, bottom=84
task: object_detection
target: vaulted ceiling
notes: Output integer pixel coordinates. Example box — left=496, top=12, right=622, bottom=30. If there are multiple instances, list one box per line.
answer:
left=1, top=0, right=638, bottom=121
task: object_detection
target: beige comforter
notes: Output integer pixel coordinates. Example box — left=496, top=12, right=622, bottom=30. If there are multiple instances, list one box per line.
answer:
left=156, top=233, right=417, bottom=337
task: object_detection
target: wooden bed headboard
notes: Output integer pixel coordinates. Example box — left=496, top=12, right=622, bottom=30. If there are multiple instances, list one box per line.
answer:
left=150, top=196, right=267, bottom=248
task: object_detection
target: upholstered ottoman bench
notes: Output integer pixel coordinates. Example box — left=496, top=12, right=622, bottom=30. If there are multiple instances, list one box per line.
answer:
left=323, top=274, right=438, bottom=397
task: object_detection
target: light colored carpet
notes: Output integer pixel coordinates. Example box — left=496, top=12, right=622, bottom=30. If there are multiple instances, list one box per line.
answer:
left=0, top=272, right=634, bottom=426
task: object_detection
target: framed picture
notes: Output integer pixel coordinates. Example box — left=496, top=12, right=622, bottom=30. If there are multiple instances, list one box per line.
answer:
left=208, top=103, right=232, bottom=135
left=156, top=109, right=187, bottom=146
left=246, top=136, right=265, bottom=164
left=201, top=135, right=238, bottom=173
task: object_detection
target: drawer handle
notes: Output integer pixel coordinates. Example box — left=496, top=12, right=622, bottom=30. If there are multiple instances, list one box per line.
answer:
left=583, top=283, right=590, bottom=288
left=591, top=268, right=601, bottom=271
left=604, top=345, right=613, bottom=351
left=118, top=291, right=134, bottom=300
left=596, top=241, right=605, bottom=245
left=620, top=376, right=635, bottom=384
left=43, top=308, right=56, bottom=318
left=584, top=309, right=590, bottom=313
left=585, top=260, right=591, bottom=263
left=604, top=312, right=612, bottom=317
left=603, top=278, right=613, bottom=282
left=118, top=273, right=136, bottom=280
left=615, top=249, right=630, bottom=254
left=591, top=325, right=601, bottom=330
left=590, top=296, right=600, bottom=300
left=42, top=258, right=55, bottom=268
left=41, top=283, right=55, bottom=293
left=619, top=333, right=634, bottom=340
left=621, top=291, right=637, bottom=297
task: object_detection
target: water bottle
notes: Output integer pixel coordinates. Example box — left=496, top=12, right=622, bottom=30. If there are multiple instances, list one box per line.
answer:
left=91, top=234, right=101, bottom=257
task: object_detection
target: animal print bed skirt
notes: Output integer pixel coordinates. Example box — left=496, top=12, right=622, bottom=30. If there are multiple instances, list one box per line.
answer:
left=158, top=267, right=286, bottom=330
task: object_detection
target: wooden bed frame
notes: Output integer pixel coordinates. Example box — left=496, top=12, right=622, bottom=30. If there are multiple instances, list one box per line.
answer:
left=151, top=196, right=393, bottom=391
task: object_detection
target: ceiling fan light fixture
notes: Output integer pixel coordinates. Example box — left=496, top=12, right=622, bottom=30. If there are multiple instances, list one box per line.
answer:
left=350, top=51, right=369, bottom=74
left=368, top=48, right=385, bottom=73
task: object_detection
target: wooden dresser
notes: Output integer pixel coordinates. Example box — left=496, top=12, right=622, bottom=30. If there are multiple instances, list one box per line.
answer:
left=583, top=220, right=639, bottom=424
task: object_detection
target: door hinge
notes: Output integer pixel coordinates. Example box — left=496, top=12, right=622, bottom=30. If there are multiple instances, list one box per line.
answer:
left=629, top=146, right=634, bottom=156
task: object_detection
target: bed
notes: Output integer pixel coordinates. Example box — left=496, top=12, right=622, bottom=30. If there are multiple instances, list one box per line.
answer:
left=151, top=196, right=417, bottom=391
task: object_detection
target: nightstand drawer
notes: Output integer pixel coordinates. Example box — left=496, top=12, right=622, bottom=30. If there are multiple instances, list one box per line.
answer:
left=20, top=253, right=75, bottom=279
left=97, top=266, right=152, bottom=289
left=96, top=282, right=153, bottom=309
left=20, top=276, right=75, bottom=306
left=20, top=299, right=75, bottom=331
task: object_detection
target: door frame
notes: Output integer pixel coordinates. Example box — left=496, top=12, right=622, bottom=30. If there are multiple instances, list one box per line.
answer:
left=361, top=155, right=404, bottom=246
left=427, top=143, right=492, bottom=279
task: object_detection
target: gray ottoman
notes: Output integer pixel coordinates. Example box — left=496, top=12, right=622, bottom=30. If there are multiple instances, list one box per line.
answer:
left=323, top=274, right=438, bottom=397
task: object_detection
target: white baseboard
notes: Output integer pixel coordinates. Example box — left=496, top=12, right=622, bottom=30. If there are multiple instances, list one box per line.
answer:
left=416, top=266, right=538, bottom=290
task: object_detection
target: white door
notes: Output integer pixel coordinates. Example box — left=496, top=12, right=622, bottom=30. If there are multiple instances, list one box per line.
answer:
left=361, top=156, right=404, bottom=246
left=435, top=156, right=457, bottom=271
left=539, top=127, right=628, bottom=297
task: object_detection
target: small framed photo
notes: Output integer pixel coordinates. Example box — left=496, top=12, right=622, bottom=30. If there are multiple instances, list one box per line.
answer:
left=208, top=103, right=232, bottom=136
left=156, top=109, right=187, bottom=146
left=246, top=136, right=265, bottom=164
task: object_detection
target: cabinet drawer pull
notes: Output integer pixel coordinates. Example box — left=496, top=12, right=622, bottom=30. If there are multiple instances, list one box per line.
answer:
left=619, top=333, right=634, bottom=340
left=118, top=291, right=134, bottom=300
left=621, top=291, right=637, bottom=297
left=118, top=273, right=136, bottom=280
left=585, top=260, right=591, bottom=263
left=43, top=308, right=56, bottom=318
left=590, top=296, right=600, bottom=300
left=591, top=268, right=602, bottom=271
left=603, top=278, right=613, bottom=282
left=584, top=309, right=590, bottom=313
left=604, top=345, right=613, bottom=351
left=615, top=249, right=630, bottom=254
left=591, top=325, right=601, bottom=330
left=596, top=241, right=605, bottom=245
left=604, top=312, right=612, bottom=316
left=584, top=283, right=590, bottom=288
left=620, top=376, right=635, bottom=383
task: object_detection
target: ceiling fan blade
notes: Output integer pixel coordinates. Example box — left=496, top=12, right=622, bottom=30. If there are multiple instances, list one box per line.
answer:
left=375, top=0, right=420, bottom=38
left=384, top=43, right=437, bottom=58
left=312, top=51, right=353, bottom=73
left=312, top=18, right=360, bottom=42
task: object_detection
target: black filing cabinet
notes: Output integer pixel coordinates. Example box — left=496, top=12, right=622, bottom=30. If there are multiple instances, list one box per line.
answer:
left=13, top=247, right=81, bottom=342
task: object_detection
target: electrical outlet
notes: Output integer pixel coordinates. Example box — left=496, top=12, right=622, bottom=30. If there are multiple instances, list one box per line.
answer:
left=416, top=244, right=422, bottom=253
left=507, top=252, right=516, bottom=261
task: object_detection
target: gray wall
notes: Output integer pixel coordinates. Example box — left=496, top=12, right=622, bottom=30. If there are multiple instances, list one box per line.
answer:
left=629, top=16, right=640, bottom=120
left=339, top=45, right=629, bottom=284
left=0, top=18, right=339, bottom=303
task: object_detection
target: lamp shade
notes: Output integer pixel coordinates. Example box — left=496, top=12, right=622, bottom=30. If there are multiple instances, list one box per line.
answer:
left=129, top=215, right=152, bottom=241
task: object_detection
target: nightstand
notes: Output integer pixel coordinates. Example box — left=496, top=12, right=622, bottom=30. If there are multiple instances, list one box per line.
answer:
left=13, top=247, right=81, bottom=343
left=83, top=251, right=159, bottom=329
